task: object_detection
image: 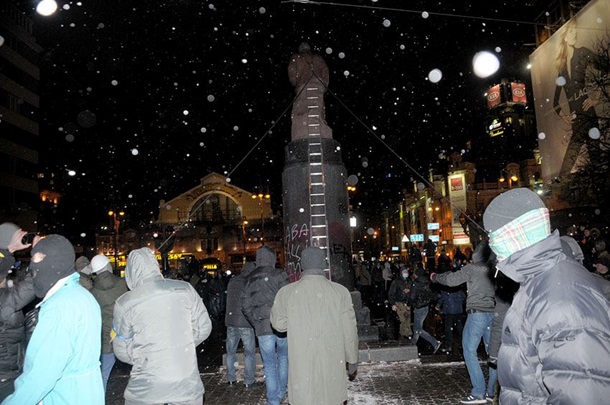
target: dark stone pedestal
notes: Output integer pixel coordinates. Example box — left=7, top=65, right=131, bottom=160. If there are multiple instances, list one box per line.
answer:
left=351, top=290, right=379, bottom=342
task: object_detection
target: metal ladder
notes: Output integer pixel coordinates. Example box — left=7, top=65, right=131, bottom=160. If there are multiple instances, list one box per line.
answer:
left=306, top=85, right=331, bottom=279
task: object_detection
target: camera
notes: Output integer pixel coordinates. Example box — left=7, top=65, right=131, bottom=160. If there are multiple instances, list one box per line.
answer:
left=21, top=232, right=38, bottom=245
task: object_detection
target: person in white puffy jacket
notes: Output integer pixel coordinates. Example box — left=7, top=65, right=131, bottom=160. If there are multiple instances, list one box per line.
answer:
left=483, top=188, right=610, bottom=405
left=112, top=247, right=212, bottom=405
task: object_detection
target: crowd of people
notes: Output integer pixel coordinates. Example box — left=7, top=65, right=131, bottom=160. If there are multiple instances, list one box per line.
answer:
left=0, top=186, right=609, bottom=405
left=0, top=222, right=358, bottom=405
left=352, top=239, right=471, bottom=348
left=350, top=188, right=610, bottom=404
left=0, top=224, right=213, bottom=405
left=224, top=245, right=358, bottom=405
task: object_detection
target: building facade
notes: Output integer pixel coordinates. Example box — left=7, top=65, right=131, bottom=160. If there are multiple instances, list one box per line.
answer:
left=0, top=2, right=42, bottom=228
left=155, top=173, right=282, bottom=273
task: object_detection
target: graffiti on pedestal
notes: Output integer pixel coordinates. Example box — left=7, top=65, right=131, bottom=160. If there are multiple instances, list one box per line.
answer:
left=285, top=223, right=309, bottom=282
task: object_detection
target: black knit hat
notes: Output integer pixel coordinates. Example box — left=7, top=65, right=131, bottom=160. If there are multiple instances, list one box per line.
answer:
left=30, top=235, right=76, bottom=298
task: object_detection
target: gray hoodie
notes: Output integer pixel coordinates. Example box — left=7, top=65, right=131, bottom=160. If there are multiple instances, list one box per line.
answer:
left=432, top=243, right=496, bottom=312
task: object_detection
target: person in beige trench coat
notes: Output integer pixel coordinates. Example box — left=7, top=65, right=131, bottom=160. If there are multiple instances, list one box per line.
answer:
left=270, top=247, right=359, bottom=405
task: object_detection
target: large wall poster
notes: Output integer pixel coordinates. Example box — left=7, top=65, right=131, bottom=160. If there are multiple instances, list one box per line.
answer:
left=529, top=0, right=610, bottom=180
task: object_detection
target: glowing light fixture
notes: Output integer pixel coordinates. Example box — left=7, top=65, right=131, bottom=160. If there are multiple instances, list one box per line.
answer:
left=36, top=0, right=58, bottom=16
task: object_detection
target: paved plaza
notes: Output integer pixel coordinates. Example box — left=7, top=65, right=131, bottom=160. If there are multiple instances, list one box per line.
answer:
left=104, top=314, right=494, bottom=405
left=106, top=356, right=487, bottom=405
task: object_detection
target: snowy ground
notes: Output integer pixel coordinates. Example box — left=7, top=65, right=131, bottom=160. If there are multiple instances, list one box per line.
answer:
left=107, top=358, right=487, bottom=404
left=197, top=359, right=478, bottom=405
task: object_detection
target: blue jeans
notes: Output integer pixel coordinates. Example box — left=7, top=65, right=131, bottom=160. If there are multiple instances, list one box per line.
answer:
left=258, top=334, right=288, bottom=405
left=100, top=352, right=116, bottom=392
left=412, top=306, right=440, bottom=348
left=226, top=326, right=256, bottom=385
left=463, top=311, right=497, bottom=398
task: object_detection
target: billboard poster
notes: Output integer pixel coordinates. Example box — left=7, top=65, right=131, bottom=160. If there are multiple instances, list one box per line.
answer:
left=510, top=82, right=527, bottom=104
left=448, top=173, right=470, bottom=245
left=487, top=84, right=501, bottom=108
left=529, top=0, right=610, bottom=180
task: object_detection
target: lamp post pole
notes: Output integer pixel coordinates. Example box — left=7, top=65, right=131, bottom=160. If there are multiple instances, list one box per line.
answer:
left=251, top=193, right=270, bottom=241
left=347, top=185, right=356, bottom=258
left=242, top=218, right=248, bottom=263
left=108, top=210, right=124, bottom=274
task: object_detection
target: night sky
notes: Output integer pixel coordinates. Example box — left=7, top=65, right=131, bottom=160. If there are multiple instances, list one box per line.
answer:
left=27, top=0, right=539, bottom=241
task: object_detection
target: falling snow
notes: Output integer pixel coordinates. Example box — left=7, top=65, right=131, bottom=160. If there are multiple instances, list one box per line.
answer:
left=28, top=1, right=549, bottom=237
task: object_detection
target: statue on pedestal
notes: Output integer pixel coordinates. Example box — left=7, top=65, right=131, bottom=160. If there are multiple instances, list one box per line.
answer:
left=287, top=43, right=333, bottom=141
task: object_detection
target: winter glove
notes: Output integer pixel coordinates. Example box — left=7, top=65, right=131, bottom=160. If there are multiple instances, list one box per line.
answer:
left=347, top=362, right=358, bottom=381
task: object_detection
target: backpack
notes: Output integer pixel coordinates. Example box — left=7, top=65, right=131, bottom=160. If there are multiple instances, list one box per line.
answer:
left=413, top=282, right=437, bottom=309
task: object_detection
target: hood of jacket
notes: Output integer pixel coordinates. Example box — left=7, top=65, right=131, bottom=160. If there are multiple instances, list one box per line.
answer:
left=241, top=261, right=256, bottom=277
left=471, top=241, right=492, bottom=264
left=93, top=270, right=121, bottom=291
left=125, top=247, right=163, bottom=289
left=497, top=230, right=563, bottom=283
left=256, top=245, right=276, bottom=268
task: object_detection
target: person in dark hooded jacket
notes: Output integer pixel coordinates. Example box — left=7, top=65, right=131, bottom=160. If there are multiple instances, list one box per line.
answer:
left=483, top=188, right=610, bottom=405
left=224, top=261, right=259, bottom=388
left=408, top=266, right=441, bottom=353
left=0, top=223, right=35, bottom=401
left=89, top=254, right=128, bottom=392
left=112, top=247, right=212, bottom=405
left=241, top=245, right=289, bottom=405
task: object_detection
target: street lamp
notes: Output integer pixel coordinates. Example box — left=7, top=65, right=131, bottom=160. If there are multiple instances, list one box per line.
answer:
left=499, top=163, right=520, bottom=189
left=108, top=210, right=125, bottom=273
left=498, top=171, right=519, bottom=188
left=251, top=193, right=270, bottom=241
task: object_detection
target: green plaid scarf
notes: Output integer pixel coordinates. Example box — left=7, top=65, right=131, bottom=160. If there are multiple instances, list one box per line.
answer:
left=489, top=208, right=551, bottom=261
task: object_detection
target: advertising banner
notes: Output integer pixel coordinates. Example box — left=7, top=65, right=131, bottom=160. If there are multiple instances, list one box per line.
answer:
left=510, top=82, right=527, bottom=104
left=487, top=84, right=501, bottom=108
left=529, top=0, right=610, bottom=180
left=448, top=173, right=470, bottom=245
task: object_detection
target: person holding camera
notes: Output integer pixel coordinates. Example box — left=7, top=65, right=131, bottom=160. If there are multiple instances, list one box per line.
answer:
left=2, top=234, right=104, bottom=405
left=0, top=223, right=36, bottom=401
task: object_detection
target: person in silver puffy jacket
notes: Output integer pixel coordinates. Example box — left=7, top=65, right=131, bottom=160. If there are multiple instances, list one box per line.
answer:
left=112, top=247, right=212, bottom=405
left=483, top=188, right=610, bottom=405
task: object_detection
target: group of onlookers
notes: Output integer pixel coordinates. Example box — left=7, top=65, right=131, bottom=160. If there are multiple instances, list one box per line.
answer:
left=352, top=188, right=610, bottom=405
left=0, top=227, right=108, bottom=404
left=405, top=189, right=610, bottom=405
left=225, top=245, right=358, bottom=405
left=0, top=221, right=358, bottom=405
left=0, top=223, right=213, bottom=405
left=571, top=222, right=610, bottom=280
left=0, top=186, right=609, bottom=405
